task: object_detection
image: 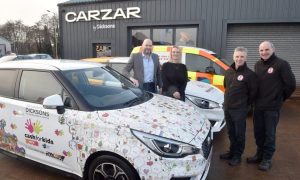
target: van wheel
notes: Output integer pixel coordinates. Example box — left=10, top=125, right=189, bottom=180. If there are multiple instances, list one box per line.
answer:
left=88, top=155, right=138, bottom=180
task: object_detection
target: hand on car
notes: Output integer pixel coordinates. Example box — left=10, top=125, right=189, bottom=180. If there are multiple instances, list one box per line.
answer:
left=130, top=77, right=139, bottom=87
left=173, top=92, right=181, bottom=99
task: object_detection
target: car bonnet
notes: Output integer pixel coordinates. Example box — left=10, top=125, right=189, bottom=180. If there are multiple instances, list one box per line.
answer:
left=96, top=94, right=210, bottom=145
left=185, top=80, right=224, bottom=104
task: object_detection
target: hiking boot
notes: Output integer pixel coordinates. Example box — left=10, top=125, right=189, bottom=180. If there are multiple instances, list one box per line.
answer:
left=247, top=153, right=262, bottom=164
left=228, top=157, right=241, bottom=166
left=258, top=160, right=272, bottom=171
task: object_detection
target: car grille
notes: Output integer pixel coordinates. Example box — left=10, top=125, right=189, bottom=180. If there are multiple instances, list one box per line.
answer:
left=202, top=130, right=212, bottom=159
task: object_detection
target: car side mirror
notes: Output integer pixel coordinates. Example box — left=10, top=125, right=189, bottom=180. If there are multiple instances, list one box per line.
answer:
left=205, top=66, right=216, bottom=74
left=43, top=94, right=65, bottom=114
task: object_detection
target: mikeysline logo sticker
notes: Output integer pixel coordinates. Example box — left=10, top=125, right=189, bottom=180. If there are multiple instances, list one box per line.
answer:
left=93, top=24, right=115, bottom=31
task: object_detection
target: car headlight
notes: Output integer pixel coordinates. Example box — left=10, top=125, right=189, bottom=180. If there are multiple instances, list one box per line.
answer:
left=186, top=95, right=220, bottom=109
left=131, top=129, right=200, bottom=158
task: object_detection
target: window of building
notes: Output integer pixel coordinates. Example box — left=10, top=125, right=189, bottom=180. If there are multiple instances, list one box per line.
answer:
left=93, top=43, right=111, bottom=58
left=131, top=29, right=150, bottom=49
left=130, top=26, right=197, bottom=53
left=0, top=70, right=18, bottom=98
left=19, top=71, right=63, bottom=104
left=175, top=28, right=197, bottom=47
left=153, top=28, right=173, bottom=45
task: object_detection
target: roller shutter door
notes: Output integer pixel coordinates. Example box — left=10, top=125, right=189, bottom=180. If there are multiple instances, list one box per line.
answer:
left=226, top=24, right=300, bottom=96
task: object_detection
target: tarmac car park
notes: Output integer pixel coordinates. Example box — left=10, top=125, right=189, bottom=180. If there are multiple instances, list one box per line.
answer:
left=82, top=57, right=225, bottom=134
left=131, top=46, right=230, bottom=92
left=0, top=60, right=212, bottom=180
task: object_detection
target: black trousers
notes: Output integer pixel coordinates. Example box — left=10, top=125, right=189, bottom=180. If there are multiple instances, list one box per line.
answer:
left=253, top=109, right=280, bottom=160
left=224, top=108, right=248, bottom=158
left=142, top=82, right=156, bottom=93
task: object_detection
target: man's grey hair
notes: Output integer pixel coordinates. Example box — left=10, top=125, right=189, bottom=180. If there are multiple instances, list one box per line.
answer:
left=261, top=40, right=275, bottom=49
left=234, top=46, right=248, bottom=54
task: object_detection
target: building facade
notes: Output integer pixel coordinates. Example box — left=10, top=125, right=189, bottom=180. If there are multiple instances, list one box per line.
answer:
left=0, top=36, right=11, bottom=57
left=59, top=0, right=300, bottom=93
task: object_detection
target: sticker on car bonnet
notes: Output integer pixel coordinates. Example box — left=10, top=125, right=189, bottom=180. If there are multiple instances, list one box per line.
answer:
left=206, top=87, right=215, bottom=93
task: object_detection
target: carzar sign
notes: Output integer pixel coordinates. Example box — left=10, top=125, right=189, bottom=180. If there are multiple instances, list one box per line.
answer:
left=65, top=7, right=141, bottom=23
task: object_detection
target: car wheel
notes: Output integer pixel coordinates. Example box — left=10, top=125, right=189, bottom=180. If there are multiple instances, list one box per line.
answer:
left=88, top=155, right=138, bottom=180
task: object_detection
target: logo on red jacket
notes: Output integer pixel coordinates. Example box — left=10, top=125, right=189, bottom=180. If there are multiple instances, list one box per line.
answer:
left=237, top=75, right=244, bottom=81
left=268, top=67, right=274, bottom=74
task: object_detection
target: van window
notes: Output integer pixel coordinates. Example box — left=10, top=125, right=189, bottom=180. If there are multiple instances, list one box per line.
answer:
left=185, top=54, right=225, bottom=75
left=185, top=54, right=211, bottom=73
left=19, top=71, right=63, bottom=104
left=0, top=70, right=18, bottom=97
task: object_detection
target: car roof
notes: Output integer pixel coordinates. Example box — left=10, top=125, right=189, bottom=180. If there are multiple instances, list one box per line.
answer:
left=81, top=57, right=130, bottom=64
left=0, top=59, right=104, bottom=71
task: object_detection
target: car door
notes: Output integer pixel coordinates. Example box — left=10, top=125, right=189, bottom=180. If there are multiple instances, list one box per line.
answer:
left=0, top=69, right=26, bottom=156
left=12, top=70, right=79, bottom=173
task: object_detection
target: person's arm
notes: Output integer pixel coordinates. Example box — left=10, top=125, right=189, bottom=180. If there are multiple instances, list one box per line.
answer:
left=155, top=54, right=163, bottom=88
left=280, top=60, right=296, bottom=100
left=122, top=54, right=139, bottom=86
left=161, top=63, right=169, bottom=90
left=223, top=71, right=227, bottom=89
left=247, top=72, right=258, bottom=105
left=180, top=64, right=188, bottom=93
left=162, top=63, right=178, bottom=97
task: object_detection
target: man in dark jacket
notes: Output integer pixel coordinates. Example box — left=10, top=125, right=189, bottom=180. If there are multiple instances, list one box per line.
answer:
left=220, top=47, right=257, bottom=166
left=247, top=41, right=296, bottom=171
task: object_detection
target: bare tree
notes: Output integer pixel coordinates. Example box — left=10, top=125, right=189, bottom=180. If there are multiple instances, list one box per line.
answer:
left=0, top=13, right=59, bottom=57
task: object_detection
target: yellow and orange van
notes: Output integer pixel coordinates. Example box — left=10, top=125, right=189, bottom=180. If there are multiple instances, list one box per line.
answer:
left=131, top=46, right=230, bottom=91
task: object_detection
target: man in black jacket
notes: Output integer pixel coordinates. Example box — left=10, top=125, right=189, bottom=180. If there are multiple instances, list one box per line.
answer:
left=220, top=47, right=257, bottom=166
left=247, top=41, right=296, bottom=171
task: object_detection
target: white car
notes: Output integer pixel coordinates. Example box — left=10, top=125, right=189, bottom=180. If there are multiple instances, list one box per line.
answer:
left=0, top=60, right=212, bottom=179
left=94, top=57, right=225, bottom=135
left=185, top=81, right=225, bottom=136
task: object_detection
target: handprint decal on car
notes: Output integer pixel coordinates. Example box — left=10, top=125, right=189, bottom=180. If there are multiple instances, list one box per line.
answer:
left=25, top=119, right=34, bottom=133
left=25, top=119, right=43, bottom=134
left=33, top=121, right=43, bottom=134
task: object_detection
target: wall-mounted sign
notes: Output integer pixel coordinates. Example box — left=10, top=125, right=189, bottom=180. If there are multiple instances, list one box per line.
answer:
left=65, top=7, right=141, bottom=23
left=93, top=24, right=115, bottom=31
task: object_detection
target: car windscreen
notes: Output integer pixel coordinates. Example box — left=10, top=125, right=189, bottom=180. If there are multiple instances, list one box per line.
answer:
left=62, top=67, right=148, bottom=109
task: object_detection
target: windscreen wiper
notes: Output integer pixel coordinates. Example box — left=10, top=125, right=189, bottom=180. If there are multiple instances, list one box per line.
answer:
left=124, top=97, right=141, bottom=107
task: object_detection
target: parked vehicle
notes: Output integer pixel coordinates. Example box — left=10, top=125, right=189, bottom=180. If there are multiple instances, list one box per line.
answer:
left=82, top=57, right=225, bottom=134
left=0, top=54, right=52, bottom=63
left=28, top=53, right=53, bottom=59
left=0, top=60, right=212, bottom=179
left=131, top=45, right=230, bottom=91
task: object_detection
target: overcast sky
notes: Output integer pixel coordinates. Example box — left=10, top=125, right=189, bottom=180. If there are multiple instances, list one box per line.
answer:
left=0, top=0, right=67, bottom=26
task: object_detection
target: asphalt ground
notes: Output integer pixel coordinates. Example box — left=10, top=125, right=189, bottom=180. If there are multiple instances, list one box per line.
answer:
left=1, top=98, right=299, bottom=180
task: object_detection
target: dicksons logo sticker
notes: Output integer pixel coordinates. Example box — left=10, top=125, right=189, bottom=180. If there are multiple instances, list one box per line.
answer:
left=26, top=106, right=49, bottom=119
